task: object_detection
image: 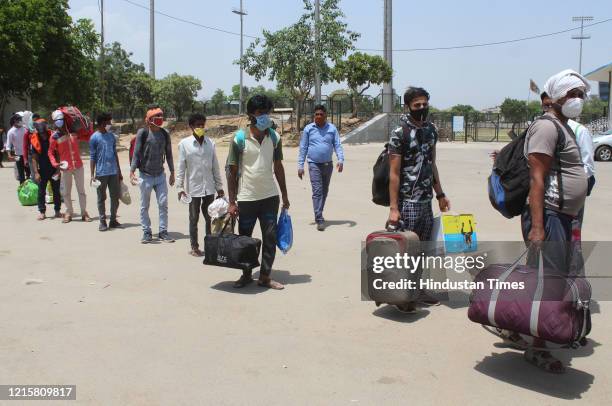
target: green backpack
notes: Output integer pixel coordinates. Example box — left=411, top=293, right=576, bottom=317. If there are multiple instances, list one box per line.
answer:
left=18, top=179, right=39, bottom=206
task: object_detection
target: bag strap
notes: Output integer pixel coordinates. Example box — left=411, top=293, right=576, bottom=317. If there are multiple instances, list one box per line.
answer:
left=537, top=116, right=567, bottom=212
left=399, top=122, right=424, bottom=200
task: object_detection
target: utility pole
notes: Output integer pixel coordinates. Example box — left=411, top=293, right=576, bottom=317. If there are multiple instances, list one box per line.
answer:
left=314, top=0, right=321, bottom=105
left=382, top=0, right=393, bottom=113
left=149, top=0, right=156, bottom=78
left=572, top=16, right=593, bottom=74
left=100, top=0, right=105, bottom=107
left=233, top=1, right=247, bottom=114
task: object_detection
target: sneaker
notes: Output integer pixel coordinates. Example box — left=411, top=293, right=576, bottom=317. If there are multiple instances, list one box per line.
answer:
left=316, top=222, right=325, bottom=231
left=99, top=220, right=108, bottom=232
left=158, top=231, right=175, bottom=243
left=141, top=232, right=153, bottom=244
left=109, top=220, right=122, bottom=229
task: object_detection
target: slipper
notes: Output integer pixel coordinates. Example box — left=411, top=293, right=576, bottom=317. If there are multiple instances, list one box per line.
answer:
left=257, top=279, right=285, bottom=290
left=395, top=303, right=417, bottom=314
left=62, top=215, right=72, bottom=224
left=189, top=249, right=204, bottom=257
left=37, top=213, right=46, bottom=221
left=524, top=349, right=566, bottom=374
left=233, top=275, right=254, bottom=288
left=81, top=214, right=92, bottom=222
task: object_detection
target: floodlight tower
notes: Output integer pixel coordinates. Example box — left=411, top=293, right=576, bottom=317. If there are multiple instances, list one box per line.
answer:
left=233, top=1, right=248, bottom=114
left=572, top=16, right=593, bottom=74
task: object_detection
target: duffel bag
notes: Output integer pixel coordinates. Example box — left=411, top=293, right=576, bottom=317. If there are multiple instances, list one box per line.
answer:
left=468, top=248, right=591, bottom=348
left=203, top=218, right=261, bottom=272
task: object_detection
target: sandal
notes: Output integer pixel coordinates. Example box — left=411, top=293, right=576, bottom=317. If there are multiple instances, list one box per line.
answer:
left=37, top=213, right=46, bottom=221
left=257, top=278, right=284, bottom=290
left=81, top=213, right=92, bottom=222
left=524, top=349, right=566, bottom=374
left=54, top=211, right=63, bottom=219
left=496, top=329, right=529, bottom=350
left=62, top=214, right=72, bottom=223
left=233, top=275, right=254, bottom=288
left=395, top=303, right=417, bottom=314
left=189, top=249, right=204, bottom=257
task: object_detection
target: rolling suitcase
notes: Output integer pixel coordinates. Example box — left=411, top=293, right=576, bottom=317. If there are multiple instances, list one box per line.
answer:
left=366, top=228, right=421, bottom=306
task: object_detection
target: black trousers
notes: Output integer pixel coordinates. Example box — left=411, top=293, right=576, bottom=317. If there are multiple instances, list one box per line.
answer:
left=16, top=156, right=30, bottom=184
left=238, top=195, right=280, bottom=278
left=189, top=195, right=214, bottom=250
left=37, top=170, right=61, bottom=214
left=97, top=175, right=120, bottom=222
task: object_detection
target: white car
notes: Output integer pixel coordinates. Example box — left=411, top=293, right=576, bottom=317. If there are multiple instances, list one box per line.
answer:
left=593, top=129, right=612, bottom=162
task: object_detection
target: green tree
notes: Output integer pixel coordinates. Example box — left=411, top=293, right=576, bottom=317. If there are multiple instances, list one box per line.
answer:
left=448, top=104, right=477, bottom=117
left=210, top=89, right=227, bottom=114
left=240, top=0, right=359, bottom=130
left=582, top=96, right=608, bottom=122
left=331, top=52, right=392, bottom=117
left=1, top=0, right=100, bottom=117
left=500, top=98, right=528, bottom=123
left=154, top=73, right=202, bottom=121
left=526, top=100, right=542, bottom=120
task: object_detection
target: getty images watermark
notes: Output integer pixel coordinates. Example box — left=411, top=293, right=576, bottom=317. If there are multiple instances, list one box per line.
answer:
left=360, top=241, right=612, bottom=304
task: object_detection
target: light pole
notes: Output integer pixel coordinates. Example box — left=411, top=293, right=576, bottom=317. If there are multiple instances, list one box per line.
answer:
left=149, top=0, right=156, bottom=78
left=572, top=16, right=593, bottom=74
left=382, top=0, right=393, bottom=113
left=100, top=0, right=105, bottom=107
left=314, top=0, right=321, bottom=105
left=233, top=1, right=247, bottom=115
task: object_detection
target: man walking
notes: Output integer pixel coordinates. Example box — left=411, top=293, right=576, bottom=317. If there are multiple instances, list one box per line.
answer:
left=90, top=112, right=122, bottom=232
left=227, top=94, right=290, bottom=290
left=30, top=119, right=61, bottom=220
left=177, top=113, right=224, bottom=256
left=6, top=113, right=29, bottom=183
left=298, top=104, right=344, bottom=231
left=387, top=87, right=451, bottom=313
left=520, top=69, right=590, bottom=374
left=130, top=106, right=175, bottom=244
left=49, top=110, right=91, bottom=223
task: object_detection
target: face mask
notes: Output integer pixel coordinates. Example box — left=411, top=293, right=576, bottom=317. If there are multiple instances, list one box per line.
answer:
left=54, top=120, right=64, bottom=129
left=15, top=121, right=23, bottom=128
left=561, top=98, right=584, bottom=119
left=193, top=127, right=205, bottom=137
left=151, top=117, right=164, bottom=127
left=409, top=107, right=429, bottom=122
left=105, top=124, right=112, bottom=132
left=254, top=114, right=271, bottom=131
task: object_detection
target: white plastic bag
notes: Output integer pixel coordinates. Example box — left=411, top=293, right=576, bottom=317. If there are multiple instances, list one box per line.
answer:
left=119, top=182, right=131, bottom=205
left=208, top=196, right=229, bottom=219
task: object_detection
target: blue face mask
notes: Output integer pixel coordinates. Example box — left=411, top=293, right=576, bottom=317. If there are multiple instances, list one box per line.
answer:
left=54, top=120, right=64, bottom=129
left=254, top=114, right=271, bottom=131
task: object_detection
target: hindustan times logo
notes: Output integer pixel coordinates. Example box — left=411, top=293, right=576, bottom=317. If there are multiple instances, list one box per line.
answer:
left=371, top=253, right=487, bottom=274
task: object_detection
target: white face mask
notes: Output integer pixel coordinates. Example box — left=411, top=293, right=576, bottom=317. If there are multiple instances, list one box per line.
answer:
left=105, top=124, right=112, bottom=132
left=561, top=98, right=584, bottom=119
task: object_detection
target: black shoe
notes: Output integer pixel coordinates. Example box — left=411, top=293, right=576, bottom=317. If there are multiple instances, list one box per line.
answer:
left=99, top=220, right=108, bottom=232
left=158, top=231, right=175, bottom=243
left=141, top=232, right=153, bottom=244
left=316, top=222, right=325, bottom=231
left=109, top=220, right=122, bottom=229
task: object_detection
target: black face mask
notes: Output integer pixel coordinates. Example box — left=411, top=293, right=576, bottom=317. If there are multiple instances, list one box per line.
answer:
left=409, top=107, right=429, bottom=122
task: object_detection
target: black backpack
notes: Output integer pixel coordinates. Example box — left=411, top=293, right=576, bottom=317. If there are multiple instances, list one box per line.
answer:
left=372, top=123, right=411, bottom=206
left=488, top=116, right=566, bottom=218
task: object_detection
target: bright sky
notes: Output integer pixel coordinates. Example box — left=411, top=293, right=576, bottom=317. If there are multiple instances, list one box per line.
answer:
left=68, top=0, right=612, bottom=109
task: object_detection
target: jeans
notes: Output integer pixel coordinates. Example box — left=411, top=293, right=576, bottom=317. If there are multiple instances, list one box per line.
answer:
left=139, top=172, right=168, bottom=234
left=16, top=155, right=30, bottom=184
left=521, top=206, right=574, bottom=275
left=238, top=195, right=280, bottom=278
left=37, top=170, right=61, bottom=214
left=97, top=174, right=120, bottom=222
left=189, top=195, right=214, bottom=250
left=61, top=166, right=87, bottom=216
left=308, top=161, right=333, bottom=224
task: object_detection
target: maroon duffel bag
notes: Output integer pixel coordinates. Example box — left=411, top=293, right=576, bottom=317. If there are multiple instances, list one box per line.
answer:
left=468, top=249, right=591, bottom=348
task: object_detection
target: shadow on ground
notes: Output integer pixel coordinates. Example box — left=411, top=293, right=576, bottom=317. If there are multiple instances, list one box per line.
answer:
left=210, top=270, right=312, bottom=295
left=474, top=351, right=594, bottom=400
left=372, top=304, right=430, bottom=323
left=309, top=220, right=357, bottom=229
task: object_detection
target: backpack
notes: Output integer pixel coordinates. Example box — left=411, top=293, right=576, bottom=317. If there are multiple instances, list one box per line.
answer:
left=130, top=127, right=171, bottom=166
left=225, top=128, right=280, bottom=177
left=57, top=106, right=93, bottom=141
left=372, top=123, right=413, bottom=206
left=488, top=116, right=566, bottom=218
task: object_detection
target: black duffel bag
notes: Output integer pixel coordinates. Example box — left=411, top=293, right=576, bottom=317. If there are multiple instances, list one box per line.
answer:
left=203, top=218, right=262, bottom=272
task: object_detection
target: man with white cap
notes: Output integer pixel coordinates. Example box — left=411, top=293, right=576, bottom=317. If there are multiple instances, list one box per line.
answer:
left=520, top=69, right=590, bottom=374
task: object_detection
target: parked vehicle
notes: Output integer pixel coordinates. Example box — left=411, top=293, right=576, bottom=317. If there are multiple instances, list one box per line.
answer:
left=593, top=129, right=612, bottom=161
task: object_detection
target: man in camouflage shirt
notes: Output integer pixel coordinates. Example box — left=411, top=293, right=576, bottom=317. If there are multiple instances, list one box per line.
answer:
left=387, top=87, right=451, bottom=312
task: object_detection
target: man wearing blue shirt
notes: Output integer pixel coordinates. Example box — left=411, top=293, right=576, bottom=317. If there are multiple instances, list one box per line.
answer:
left=90, top=112, right=122, bottom=232
left=298, top=105, right=344, bottom=231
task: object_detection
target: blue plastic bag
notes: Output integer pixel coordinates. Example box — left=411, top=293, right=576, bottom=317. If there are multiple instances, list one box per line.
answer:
left=276, top=209, right=293, bottom=254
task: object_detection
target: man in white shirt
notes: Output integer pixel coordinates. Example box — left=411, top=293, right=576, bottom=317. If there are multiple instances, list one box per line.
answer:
left=6, top=113, right=29, bottom=183
left=177, top=113, right=224, bottom=257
